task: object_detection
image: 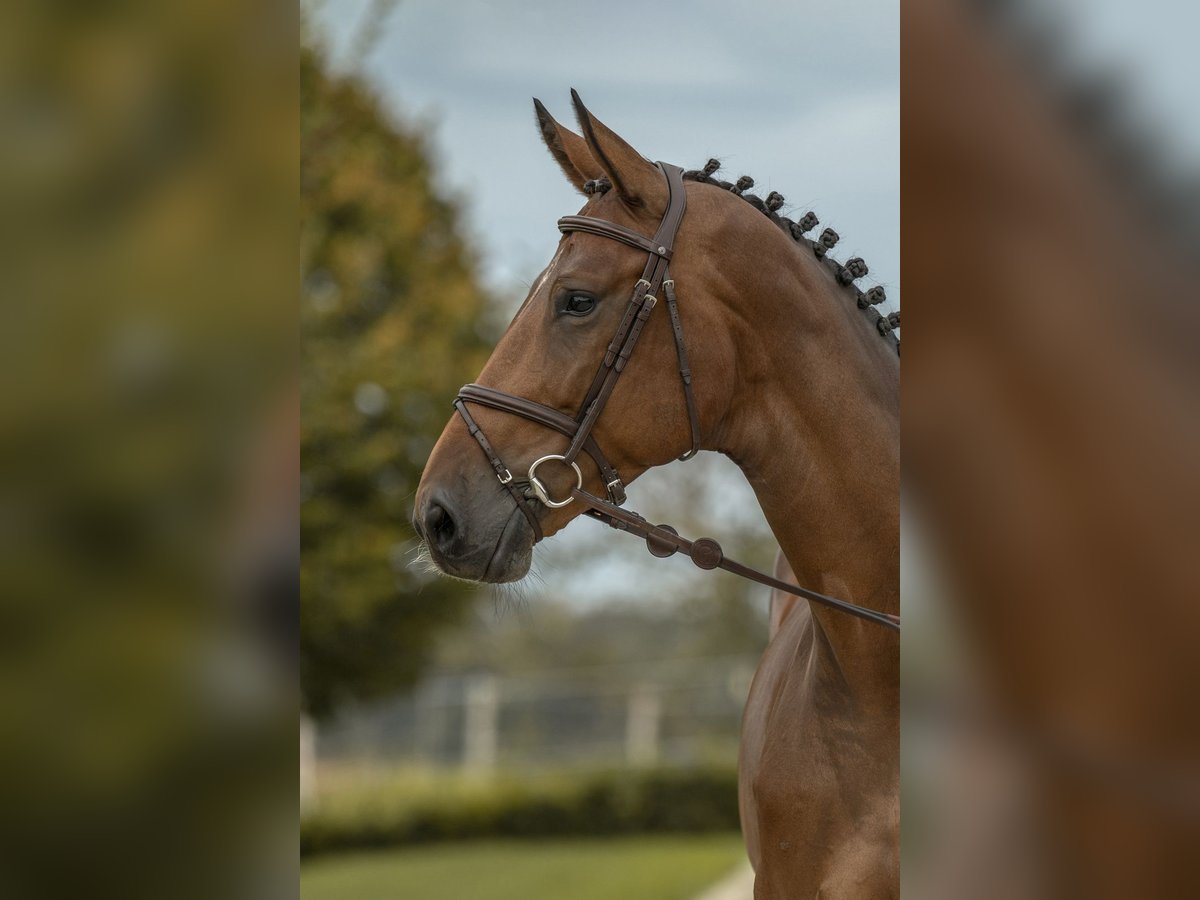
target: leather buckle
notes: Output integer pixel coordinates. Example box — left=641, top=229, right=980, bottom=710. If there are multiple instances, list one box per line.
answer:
left=607, top=478, right=626, bottom=505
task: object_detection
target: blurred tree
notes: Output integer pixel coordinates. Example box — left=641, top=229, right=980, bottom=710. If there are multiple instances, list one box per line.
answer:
left=301, top=40, right=490, bottom=717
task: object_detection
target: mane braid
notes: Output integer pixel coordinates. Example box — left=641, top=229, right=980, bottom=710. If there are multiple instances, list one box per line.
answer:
left=682, top=161, right=900, bottom=356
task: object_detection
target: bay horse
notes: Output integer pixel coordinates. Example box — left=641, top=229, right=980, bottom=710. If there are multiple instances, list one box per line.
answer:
left=414, top=91, right=899, bottom=898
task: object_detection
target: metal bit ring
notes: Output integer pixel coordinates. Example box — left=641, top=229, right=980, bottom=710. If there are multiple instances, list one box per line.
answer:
left=528, top=454, right=583, bottom=508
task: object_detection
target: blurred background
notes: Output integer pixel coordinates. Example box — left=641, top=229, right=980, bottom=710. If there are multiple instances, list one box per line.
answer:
left=0, top=1, right=296, bottom=898
left=902, top=0, right=1200, bottom=897
left=299, top=1, right=896, bottom=897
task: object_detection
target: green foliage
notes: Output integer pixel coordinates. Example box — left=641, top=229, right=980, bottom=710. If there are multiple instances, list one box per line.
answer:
left=301, top=834, right=746, bottom=900
left=300, top=42, right=492, bottom=717
left=301, top=767, right=741, bottom=857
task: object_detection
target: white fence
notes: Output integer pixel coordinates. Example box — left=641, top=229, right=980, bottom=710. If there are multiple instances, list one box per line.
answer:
left=313, top=654, right=760, bottom=774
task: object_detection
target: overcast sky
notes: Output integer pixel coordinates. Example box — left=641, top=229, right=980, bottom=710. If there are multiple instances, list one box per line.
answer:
left=309, top=0, right=900, bottom=310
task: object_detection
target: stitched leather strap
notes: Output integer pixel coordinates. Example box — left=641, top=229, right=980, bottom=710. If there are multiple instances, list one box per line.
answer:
left=560, top=162, right=690, bottom=471
left=557, top=216, right=673, bottom=258
left=457, top=383, right=626, bottom=504
left=574, top=279, right=652, bottom=437
left=454, top=398, right=543, bottom=542
left=663, top=279, right=700, bottom=460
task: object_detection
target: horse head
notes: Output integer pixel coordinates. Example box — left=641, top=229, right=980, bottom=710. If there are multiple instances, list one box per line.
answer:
left=414, top=92, right=748, bottom=582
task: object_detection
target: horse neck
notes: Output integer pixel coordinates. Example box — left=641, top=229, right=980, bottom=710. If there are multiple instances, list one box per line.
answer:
left=711, top=236, right=900, bottom=681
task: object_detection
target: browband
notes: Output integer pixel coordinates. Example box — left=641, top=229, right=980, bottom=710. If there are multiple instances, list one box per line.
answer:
left=557, top=216, right=673, bottom=259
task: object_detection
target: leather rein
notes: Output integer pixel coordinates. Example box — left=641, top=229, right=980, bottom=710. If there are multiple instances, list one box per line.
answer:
left=453, top=162, right=900, bottom=632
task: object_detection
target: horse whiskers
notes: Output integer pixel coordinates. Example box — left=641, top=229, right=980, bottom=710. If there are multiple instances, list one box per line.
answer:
left=410, top=537, right=547, bottom=601
left=410, top=543, right=438, bottom=575
left=409, top=540, right=472, bottom=584
left=491, top=581, right=531, bottom=618
left=490, top=561, right=547, bottom=619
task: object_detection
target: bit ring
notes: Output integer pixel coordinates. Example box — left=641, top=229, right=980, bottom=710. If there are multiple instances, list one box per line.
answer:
left=528, top=455, right=583, bottom=508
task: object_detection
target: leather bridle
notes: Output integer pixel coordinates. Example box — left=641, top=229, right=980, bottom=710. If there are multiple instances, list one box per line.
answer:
left=453, top=162, right=900, bottom=632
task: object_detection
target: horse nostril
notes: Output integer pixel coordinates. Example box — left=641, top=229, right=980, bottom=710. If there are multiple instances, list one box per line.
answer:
left=425, top=500, right=457, bottom=551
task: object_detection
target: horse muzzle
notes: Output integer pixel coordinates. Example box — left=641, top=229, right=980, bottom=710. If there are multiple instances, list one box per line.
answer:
left=412, top=483, right=535, bottom=583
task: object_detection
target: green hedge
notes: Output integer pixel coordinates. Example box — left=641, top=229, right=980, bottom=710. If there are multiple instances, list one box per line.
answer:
left=301, top=767, right=740, bottom=857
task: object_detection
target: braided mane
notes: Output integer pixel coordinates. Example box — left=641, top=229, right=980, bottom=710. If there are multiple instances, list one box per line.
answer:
left=586, top=161, right=901, bottom=356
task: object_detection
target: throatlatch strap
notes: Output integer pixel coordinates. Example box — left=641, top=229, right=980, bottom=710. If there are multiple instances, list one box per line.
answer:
left=663, top=279, right=700, bottom=460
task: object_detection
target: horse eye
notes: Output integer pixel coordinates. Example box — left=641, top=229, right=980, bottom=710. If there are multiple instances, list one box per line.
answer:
left=563, top=294, right=596, bottom=316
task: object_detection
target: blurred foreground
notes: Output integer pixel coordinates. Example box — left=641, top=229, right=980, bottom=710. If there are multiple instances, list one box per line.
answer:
left=903, top=0, right=1200, bottom=897
left=0, top=1, right=296, bottom=898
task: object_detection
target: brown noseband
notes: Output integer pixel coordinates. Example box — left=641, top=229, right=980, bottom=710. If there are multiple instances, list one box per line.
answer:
left=452, top=162, right=899, bottom=632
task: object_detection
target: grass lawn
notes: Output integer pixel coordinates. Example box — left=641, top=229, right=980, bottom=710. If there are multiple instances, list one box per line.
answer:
left=301, top=834, right=746, bottom=900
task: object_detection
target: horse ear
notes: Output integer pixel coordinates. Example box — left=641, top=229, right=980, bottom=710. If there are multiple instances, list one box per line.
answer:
left=533, top=98, right=598, bottom=195
left=570, top=88, right=666, bottom=211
